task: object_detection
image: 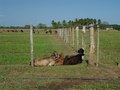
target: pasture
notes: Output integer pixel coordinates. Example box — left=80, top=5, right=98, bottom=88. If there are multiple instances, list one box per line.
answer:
left=0, top=29, right=120, bottom=90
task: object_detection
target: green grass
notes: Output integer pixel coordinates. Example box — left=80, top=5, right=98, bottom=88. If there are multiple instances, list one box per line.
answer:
left=100, top=31, right=120, bottom=63
left=0, top=29, right=120, bottom=89
left=0, top=31, right=73, bottom=65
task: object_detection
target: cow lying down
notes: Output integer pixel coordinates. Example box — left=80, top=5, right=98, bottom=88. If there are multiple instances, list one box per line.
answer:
left=30, top=51, right=60, bottom=66
left=30, top=48, right=84, bottom=66
left=54, top=53, right=65, bottom=65
left=63, top=48, right=84, bottom=65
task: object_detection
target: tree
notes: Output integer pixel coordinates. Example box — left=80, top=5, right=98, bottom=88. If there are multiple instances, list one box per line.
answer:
left=24, top=25, right=30, bottom=29
left=75, top=18, right=79, bottom=27
left=68, top=20, right=72, bottom=27
left=51, top=20, right=57, bottom=29
left=79, top=19, right=84, bottom=25
left=62, top=20, right=67, bottom=28
left=57, top=21, right=62, bottom=28
left=37, top=23, right=47, bottom=29
left=98, top=19, right=101, bottom=25
left=100, top=21, right=109, bottom=29
left=93, top=19, right=97, bottom=25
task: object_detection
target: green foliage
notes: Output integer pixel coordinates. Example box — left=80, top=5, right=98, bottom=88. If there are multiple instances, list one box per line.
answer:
left=110, top=24, right=120, bottom=30
left=24, top=25, right=30, bottom=29
left=51, top=18, right=102, bottom=28
left=98, top=19, right=101, bottom=25
left=51, top=20, right=58, bottom=29
left=36, top=23, right=47, bottom=29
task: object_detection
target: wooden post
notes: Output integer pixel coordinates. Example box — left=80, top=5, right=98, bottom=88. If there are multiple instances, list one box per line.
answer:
left=62, top=28, right=64, bottom=39
left=89, top=24, right=95, bottom=65
left=68, top=28, right=70, bottom=46
left=72, top=27, right=75, bottom=48
left=30, top=25, right=34, bottom=67
left=69, top=28, right=72, bottom=46
left=76, top=26, right=79, bottom=50
left=82, top=26, right=86, bottom=50
left=82, top=26, right=86, bottom=60
left=63, top=28, right=65, bottom=41
left=60, top=29, right=62, bottom=37
left=96, top=25, right=100, bottom=66
left=64, top=28, right=66, bottom=42
left=65, top=28, right=68, bottom=43
left=65, top=28, right=67, bottom=43
left=57, top=29, right=60, bottom=36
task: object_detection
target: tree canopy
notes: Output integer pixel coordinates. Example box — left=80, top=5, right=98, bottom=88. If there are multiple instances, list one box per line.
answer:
left=51, top=18, right=102, bottom=29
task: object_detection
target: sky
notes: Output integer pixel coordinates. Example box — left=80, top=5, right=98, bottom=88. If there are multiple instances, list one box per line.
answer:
left=0, top=0, right=120, bottom=26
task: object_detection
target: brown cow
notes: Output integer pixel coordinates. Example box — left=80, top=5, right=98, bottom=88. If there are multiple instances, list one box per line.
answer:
left=55, top=53, right=65, bottom=65
left=30, top=51, right=60, bottom=67
left=49, top=29, right=52, bottom=34
left=54, top=30, right=58, bottom=34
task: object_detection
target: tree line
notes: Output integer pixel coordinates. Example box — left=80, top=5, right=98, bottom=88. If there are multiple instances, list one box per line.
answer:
left=51, top=18, right=120, bottom=30
left=51, top=18, right=101, bottom=29
left=0, top=18, right=120, bottom=30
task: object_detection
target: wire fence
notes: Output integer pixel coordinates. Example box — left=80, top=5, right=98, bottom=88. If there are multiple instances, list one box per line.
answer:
left=56, top=25, right=100, bottom=65
left=1, top=26, right=119, bottom=66
left=0, top=28, right=76, bottom=65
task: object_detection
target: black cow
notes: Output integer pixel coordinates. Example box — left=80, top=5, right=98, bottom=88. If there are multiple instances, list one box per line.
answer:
left=63, top=48, right=84, bottom=65
left=21, top=30, right=24, bottom=32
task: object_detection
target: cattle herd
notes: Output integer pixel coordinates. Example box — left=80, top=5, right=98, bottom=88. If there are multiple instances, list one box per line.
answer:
left=30, top=48, right=84, bottom=67
left=44, top=29, right=58, bottom=34
left=0, top=29, right=24, bottom=32
left=0, top=29, right=58, bottom=34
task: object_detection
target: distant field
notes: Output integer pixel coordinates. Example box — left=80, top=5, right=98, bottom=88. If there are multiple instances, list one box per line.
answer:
left=0, top=29, right=74, bottom=65
left=0, top=29, right=120, bottom=89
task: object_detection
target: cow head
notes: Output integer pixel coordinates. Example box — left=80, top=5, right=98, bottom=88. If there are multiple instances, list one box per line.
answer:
left=77, top=48, right=84, bottom=56
left=51, top=51, right=60, bottom=59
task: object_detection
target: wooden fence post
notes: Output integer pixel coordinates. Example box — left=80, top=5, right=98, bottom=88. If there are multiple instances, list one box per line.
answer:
left=69, top=28, right=72, bottom=46
left=96, top=25, right=100, bottom=66
left=89, top=24, right=95, bottom=65
left=63, top=28, right=65, bottom=41
left=30, top=25, right=34, bottom=67
left=66, top=28, right=69, bottom=44
left=65, top=28, right=68, bottom=43
left=58, top=29, right=60, bottom=37
left=72, top=27, right=75, bottom=48
left=68, top=28, right=70, bottom=46
left=62, top=28, right=64, bottom=39
left=60, top=29, right=62, bottom=37
left=76, top=26, right=79, bottom=50
left=82, top=26, right=86, bottom=50
left=82, top=26, right=86, bottom=60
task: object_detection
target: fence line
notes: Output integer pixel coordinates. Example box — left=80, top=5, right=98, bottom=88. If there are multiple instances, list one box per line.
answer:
left=57, top=25, right=99, bottom=66
left=0, top=25, right=99, bottom=66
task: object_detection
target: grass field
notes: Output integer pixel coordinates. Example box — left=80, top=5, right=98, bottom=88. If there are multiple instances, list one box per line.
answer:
left=0, top=29, right=120, bottom=90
